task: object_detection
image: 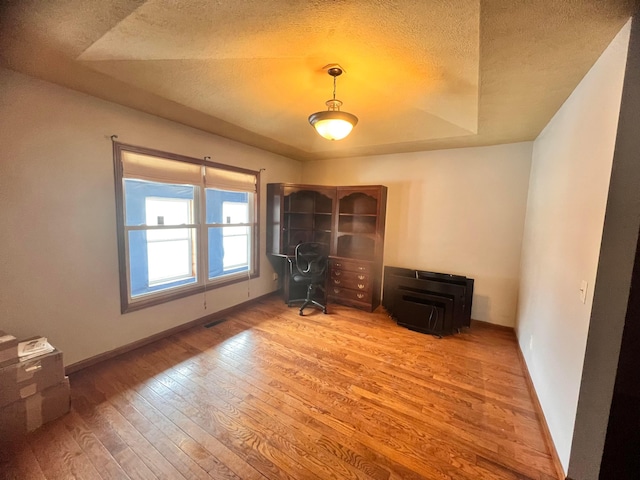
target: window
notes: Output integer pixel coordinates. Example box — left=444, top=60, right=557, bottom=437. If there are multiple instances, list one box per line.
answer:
left=205, top=189, right=253, bottom=281
left=113, top=143, right=259, bottom=312
left=145, top=197, right=194, bottom=286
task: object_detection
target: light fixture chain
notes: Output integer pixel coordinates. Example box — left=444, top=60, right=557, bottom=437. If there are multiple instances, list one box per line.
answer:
left=333, top=74, right=337, bottom=101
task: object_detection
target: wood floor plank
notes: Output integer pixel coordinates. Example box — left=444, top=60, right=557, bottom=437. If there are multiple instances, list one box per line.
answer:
left=28, top=419, right=104, bottom=480
left=178, top=322, right=507, bottom=479
left=200, top=308, right=556, bottom=479
left=136, top=356, right=324, bottom=480
left=71, top=374, right=164, bottom=480
left=104, top=356, right=266, bottom=480
left=140, top=343, right=383, bottom=480
left=61, top=410, right=130, bottom=480
left=123, top=354, right=305, bottom=480
left=182, top=312, right=544, bottom=478
left=170, top=338, right=399, bottom=480
left=77, top=382, right=187, bottom=480
left=178, top=333, right=428, bottom=480
left=0, top=438, right=46, bottom=480
left=1, top=297, right=560, bottom=480
left=188, top=320, right=505, bottom=476
left=99, top=366, right=243, bottom=478
left=96, top=382, right=213, bottom=480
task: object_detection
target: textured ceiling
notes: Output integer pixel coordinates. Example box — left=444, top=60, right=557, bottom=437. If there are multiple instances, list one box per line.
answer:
left=0, top=0, right=634, bottom=161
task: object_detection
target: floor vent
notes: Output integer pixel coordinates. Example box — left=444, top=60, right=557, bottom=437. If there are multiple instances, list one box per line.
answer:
left=204, top=319, right=225, bottom=328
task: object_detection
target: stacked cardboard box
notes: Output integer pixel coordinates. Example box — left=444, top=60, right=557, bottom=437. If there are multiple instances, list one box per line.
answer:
left=0, top=331, right=70, bottom=439
left=0, top=332, right=18, bottom=364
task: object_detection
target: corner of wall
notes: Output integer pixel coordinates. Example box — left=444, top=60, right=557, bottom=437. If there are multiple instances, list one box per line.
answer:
left=515, top=19, right=632, bottom=473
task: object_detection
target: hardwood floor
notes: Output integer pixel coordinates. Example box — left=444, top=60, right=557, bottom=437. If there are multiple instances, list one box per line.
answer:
left=0, top=297, right=559, bottom=480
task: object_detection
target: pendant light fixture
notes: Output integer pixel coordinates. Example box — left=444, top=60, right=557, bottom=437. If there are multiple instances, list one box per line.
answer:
left=308, top=65, right=358, bottom=141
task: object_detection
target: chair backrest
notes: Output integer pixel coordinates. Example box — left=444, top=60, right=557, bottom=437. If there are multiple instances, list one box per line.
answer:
left=294, top=242, right=328, bottom=277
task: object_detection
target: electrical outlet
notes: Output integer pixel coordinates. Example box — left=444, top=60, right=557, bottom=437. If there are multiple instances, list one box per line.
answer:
left=529, top=335, right=534, bottom=351
left=579, top=280, right=588, bottom=304
left=272, top=272, right=278, bottom=281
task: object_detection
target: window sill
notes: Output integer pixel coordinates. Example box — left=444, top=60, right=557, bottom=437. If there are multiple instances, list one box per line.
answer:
left=122, top=273, right=259, bottom=314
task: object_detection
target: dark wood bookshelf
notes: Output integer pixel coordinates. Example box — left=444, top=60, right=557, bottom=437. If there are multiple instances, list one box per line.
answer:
left=267, top=183, right=387, bottom=312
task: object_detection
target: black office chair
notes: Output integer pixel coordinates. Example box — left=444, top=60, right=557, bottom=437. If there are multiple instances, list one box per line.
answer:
left=287, top=242, right=328, bottom=315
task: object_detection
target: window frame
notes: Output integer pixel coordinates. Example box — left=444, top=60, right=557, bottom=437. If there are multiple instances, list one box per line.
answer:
left=206, top=195, right=254, bottom=281
left=113, top=142, right=260, bottom=313
left=144, top=196, right=196, bottom=286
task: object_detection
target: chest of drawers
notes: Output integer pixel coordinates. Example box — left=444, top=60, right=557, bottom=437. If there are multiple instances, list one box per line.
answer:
left=328, top=258, right=381, bottom=311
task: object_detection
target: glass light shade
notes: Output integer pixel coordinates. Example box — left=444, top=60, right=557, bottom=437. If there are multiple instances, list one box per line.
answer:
left=308, top=111, right=358, bottom=141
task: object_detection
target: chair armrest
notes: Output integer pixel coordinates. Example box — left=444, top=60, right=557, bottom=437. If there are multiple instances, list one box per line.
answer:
left=286, top=257, right=296, bottom=276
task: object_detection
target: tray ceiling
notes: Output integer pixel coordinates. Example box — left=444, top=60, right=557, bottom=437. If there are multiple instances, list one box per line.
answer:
left=0, top=0, right=634, bottom=161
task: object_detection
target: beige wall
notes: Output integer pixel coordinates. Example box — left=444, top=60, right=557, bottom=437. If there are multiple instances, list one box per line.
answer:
left=516, top=21, right=631, bottom=472
left=302, top=142, right=533, bottom=326
left=0, top=68, right=302, bottom=366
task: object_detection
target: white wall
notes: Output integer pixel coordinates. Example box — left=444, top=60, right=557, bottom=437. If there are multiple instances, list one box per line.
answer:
left=302, top=143, right=533, bottom=326
left=0, top=68, right=302, bottom=365
left=516, top=22, right=631, bottom=472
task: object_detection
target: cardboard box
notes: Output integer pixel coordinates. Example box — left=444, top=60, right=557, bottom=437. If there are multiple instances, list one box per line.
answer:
left=0, top=377, right=70, bottom=440
left=0, top=331, right=18, bottom=365
left=0, top=350, right=65, bottom=407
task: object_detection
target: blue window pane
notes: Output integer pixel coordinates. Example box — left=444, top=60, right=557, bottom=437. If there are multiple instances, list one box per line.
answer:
left=124, top=179, right=194, bottom=226
left=147, top=228, right=194, bottom=284
left=206, top=189, right=248, bottom=224
left=206, top=189, right=251, bottom=280
left=129, top=229, right=196, bottom=298
left=125, top=179, right=197, bottom=298
left=208, top=226, right=250, bottom=279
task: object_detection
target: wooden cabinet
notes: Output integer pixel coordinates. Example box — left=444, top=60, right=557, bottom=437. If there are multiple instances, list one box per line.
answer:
left=267, top=184, right=335, bottom=256
left=330, top=187, right=387, bottom=310
left=267, top=183, right=387, bottom=312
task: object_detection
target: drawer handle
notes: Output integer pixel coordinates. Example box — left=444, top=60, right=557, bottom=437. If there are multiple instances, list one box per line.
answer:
left=334, top=271, right=341, bottom=276
left=357, top=293, right=365, bottom=299
left=358, top=284, right=365, bottom=289
left=334, top=288, right=341, bottom=294
left=334, top=279, right=341, bottom=285
left=357, top=275, right=365, bottom=280
left=358, top=267, right=366, bottom=271
left=335, top=263, right=341, bottom=267
left=24, top=364, right=42, bottom=373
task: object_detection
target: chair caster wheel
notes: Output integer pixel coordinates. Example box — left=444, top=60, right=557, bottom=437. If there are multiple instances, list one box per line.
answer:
left=323, top=309, right=327, bottom=314
left=299, top=310, right=304, bottom=316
